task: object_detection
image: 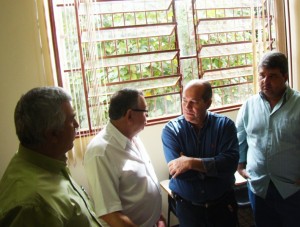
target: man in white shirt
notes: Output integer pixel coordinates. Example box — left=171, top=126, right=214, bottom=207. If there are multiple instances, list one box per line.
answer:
left=84, top=88, right=165, bottom=227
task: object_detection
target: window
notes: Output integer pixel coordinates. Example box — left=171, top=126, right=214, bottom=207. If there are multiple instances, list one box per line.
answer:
left=49, top=0, right=281, bottom=135
left=193, top=0, right=277, bottom=109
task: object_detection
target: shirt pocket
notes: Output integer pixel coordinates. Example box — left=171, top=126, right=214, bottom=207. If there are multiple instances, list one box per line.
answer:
left=276, top=117, right=300, bottom=143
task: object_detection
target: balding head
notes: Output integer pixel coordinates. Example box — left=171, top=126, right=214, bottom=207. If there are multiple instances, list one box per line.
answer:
left=183, top=79, right=212, bottom=102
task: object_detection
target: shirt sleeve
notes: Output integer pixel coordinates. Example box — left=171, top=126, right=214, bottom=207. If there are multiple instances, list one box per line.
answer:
left=236, top=103, right=248, bottom=163
left=84, top=149, right=122, bottom=217
left=161, top=123, right=182, bottom=164
left=161, top=121, right=203, bottom=179
left=205, top=119, right=239, bottom=176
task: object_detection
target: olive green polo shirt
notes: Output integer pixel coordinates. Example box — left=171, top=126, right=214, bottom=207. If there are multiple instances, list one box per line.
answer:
left=0, top=145, right=101, bottom=227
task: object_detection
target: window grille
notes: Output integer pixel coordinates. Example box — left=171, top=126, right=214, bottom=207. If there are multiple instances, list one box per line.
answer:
left=193, top=0, right=276, bottom=108
left=49, top=0, right=280, bottom=135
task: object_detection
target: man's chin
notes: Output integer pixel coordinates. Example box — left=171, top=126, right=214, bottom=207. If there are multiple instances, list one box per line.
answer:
left=184, top=114, right=194, bottom=121
left=58, top=154, right=68, bottom=162
left=262, top=90, right=274, bottom=98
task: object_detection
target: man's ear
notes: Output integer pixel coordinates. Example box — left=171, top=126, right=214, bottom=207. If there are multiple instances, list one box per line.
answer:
left=126, top=109, right=133, bottom=120
left=44, top=129, right=59, bottom=144
left=124, top=109, right=133, bottom=120
left=283, top=73, right=289, bottom=83
left=206, top=99, right=212, bottom=109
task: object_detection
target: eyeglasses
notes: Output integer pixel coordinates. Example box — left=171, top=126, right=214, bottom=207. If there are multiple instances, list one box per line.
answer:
left=131, top=108, right=148, bottom=113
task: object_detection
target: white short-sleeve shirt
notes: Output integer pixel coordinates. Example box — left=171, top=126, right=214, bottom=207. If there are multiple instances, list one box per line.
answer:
left=84, top=122, right=161, bottom=227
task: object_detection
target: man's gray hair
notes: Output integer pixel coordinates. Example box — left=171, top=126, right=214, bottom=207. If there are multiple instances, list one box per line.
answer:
left=14, top=86, right=72, bottom=146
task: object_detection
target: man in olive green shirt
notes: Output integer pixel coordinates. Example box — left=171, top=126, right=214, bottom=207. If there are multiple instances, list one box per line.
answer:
left=0, top=87, right=101, bottom=227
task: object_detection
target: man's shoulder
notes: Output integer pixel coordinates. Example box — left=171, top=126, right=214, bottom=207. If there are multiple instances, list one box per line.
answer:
left=208, top=112, right=234, bottom=124
left=244, top=93, right=261, bottom=103
left=163, top=115, right=187, bottom=130
left=237, top=94, right=261, bottom=111
left=0, top=192, right=56, bottom=225
left=85, top=124, right=126, bottom=162
left=85, top=131, right=110, bottom=158
left=289, top=87, right=300, bottom=100
left=166, top=115, right=185, bottom=125
left=0, top=165, right=56, bottom=215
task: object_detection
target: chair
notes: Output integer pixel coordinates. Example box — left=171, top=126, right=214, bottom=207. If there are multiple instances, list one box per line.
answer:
left=163, top=176, right=252, bottom=227
left=234, top=183, right=250, bottom=207
left=167, top=192, right=177, bottom=227
left=234, top=183, right=253, bottom=227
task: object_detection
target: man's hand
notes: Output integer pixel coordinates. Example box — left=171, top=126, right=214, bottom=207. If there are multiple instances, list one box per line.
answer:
left=237, top=162, right=250, bottom=179
left=168, top=155, right=192, bottom=178
left=156, top=214, right=166, bottom=227
left=294, top=179, right=300, bottom=185
left=100, top=211, right=137, bottom=227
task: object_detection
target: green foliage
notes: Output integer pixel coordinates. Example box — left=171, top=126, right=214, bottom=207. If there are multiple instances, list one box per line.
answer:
left=107, top=67, right=119, bottom=83
left=136, top=12, right=146, bottom=24
left=201, top=58, right=211, bottom=71
left=216, top=9, right=225, bottom=18
left=113, top=13, right=124, bottom=26
left=125, top=13, right=135, bottom=26
left=102, top=14, right=113, bottom=27
left=104, top=41, right=116, bottom=56
left=120, top=66, right=129, bottom=81
left=57, top=1, right=274, bottom=131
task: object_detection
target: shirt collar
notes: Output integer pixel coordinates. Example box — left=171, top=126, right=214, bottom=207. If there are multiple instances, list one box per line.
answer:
left=107, top=121, right=131, bottom=150
left=18, top=144, right=67, bottom=174
left=186, top=111, right=210, bottom=130
left=259, top=86, right=291, bottom=104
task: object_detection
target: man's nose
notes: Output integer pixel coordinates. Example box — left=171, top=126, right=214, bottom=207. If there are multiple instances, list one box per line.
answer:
left=264, top=76, right=271, bottom=84
left=185, top=101, right=193, bottom=108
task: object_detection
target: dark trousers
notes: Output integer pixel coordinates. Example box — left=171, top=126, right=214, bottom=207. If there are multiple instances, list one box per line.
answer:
left=248, top=181, right=300, bottom=227
left=175, top=190, right=238, bottom=227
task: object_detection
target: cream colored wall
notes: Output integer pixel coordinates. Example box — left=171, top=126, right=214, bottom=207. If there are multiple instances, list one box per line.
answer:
left=0, top=0, right=54, bottom=178
left=0, top=0, right=299, bottom=223
left=288, top=0, right=300, bottom=90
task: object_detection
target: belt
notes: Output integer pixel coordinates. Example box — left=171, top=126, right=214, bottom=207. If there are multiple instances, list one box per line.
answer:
left=172, top=191, right=232, bottom=208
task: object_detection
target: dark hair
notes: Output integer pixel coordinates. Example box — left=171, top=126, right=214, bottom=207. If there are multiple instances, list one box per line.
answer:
left=109, top=88, right=143, bottom=120
left=14, top=87, right=72, bottom=146
left=201, top=80, right=213, bottom=102
left=258, top=51, right=288, bottom=75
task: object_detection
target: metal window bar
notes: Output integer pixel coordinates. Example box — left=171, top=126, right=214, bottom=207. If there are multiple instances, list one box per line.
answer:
left=49, top=0, right=278, bottom=134
left=193, top=0, right=276, bottom=110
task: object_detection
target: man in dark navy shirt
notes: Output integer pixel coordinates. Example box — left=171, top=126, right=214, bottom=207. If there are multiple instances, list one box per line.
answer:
left=162, top=79, right=239, bottom=227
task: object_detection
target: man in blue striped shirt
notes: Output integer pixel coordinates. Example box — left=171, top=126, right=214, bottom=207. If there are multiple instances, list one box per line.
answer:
left=236, top=51, right=300, bottom=227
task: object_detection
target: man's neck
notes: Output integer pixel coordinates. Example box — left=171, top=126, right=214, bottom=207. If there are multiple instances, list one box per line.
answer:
left=24, top=143, right=67, bottom=162
left=263, top=89, right=286, bottom=110
left=191, top=113, right=207, bottom=132
left=110, top=120, right=135, bottom=140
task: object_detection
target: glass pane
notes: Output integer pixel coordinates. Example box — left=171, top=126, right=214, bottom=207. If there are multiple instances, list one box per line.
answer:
left=180, top=58, right=199, bottom=86
left=51, top=0, right=277, bottom=133
left=147, top=94, right=181, bottom=119
left=175, top=0, right=196, bottom=57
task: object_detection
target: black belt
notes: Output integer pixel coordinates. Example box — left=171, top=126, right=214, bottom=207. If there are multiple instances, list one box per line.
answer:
left=172, top=191, right=233, bottom=208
